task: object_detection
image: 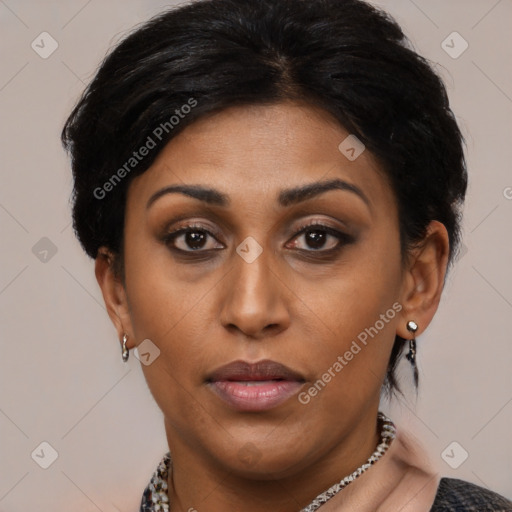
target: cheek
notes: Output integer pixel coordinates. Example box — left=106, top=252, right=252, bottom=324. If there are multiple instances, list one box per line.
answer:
left=123, top=268, right=211, bottom=432
left=124, top=259, right=213, bottom=373
left=120, top=234, right=208, bottom=407
left=310, top=231, right=401, bottom=330
left=296, top=229, right=402, bottom=389
left=293, top=284, right=401, bottom=435
left=122, top=217, right=208, bottom=339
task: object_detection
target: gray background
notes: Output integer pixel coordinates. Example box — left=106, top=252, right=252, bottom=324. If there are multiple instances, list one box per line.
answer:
left=1, top=0, right=511, bottom=510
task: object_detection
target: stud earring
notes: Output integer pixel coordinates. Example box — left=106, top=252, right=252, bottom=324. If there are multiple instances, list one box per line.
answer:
left=405, top=320, right=418, bottom=386
left=122, top=333, right=129, bottom=362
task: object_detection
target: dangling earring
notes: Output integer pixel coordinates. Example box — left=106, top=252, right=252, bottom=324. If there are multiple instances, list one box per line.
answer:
left=405, top=320, right=418, bottom=386
left=122, top=333, right=129, bottom=362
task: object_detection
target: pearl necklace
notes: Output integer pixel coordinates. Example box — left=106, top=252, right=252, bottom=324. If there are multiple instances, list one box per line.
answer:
left=140, top=411, right=396, bottom=512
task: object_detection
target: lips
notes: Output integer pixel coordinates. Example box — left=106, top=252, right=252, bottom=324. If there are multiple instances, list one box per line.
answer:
left=206, top=359, right=305, bottom=411
left=207, top=359, right=305, bottom=382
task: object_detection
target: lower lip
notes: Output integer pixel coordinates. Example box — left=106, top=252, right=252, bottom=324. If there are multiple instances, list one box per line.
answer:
left=208, top=380, right=304, bottom=411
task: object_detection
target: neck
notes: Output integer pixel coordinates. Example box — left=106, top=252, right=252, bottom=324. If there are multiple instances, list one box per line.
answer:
left=165, top=408, right=382, bottom=512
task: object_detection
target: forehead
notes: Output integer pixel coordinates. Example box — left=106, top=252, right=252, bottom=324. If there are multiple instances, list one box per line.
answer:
left=126, top=101, right=394, bottom=213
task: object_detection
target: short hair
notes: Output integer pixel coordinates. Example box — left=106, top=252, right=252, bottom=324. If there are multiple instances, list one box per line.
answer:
left=61, top=0, right=468, bottom=396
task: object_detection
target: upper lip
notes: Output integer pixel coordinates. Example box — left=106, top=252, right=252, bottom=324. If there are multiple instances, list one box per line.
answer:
left=207, top=359, right=305, bottom=382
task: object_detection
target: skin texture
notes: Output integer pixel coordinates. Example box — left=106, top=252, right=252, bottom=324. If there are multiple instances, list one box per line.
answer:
left=95, top=101, right=449, bottom=512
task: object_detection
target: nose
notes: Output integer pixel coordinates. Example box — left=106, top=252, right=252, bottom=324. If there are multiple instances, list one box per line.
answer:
left=219, top=245, right=291, bottom=340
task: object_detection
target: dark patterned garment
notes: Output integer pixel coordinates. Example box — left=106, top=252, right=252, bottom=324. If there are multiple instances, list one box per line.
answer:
left=140, top=452, right=171, bottom=512
left=139, top=452, right=512, bottom=511
left=430, top=478, right=512, bottom=511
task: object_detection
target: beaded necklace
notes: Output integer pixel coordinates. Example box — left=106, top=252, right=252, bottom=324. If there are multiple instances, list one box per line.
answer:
left=140, top=411, right=396, bottom=512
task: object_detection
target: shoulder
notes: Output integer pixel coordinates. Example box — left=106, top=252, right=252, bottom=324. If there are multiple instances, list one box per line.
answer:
left=430, top=477, right=512, bottom=511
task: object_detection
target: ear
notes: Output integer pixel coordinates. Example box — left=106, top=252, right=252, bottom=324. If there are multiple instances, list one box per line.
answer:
left=396, top=220, right=450, bottom=339
left=95, top=247, right=135, bottom=350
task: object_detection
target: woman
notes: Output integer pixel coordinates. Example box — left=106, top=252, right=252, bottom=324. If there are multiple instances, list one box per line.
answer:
left=61, top=0, right=512, bottom=510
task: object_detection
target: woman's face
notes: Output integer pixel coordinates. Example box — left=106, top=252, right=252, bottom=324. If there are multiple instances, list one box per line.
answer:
left=111, top=101, right=412, bottom=477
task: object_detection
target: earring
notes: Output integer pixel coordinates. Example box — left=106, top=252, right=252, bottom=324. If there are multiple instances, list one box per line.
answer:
left=405, top=320, right=418, bottom=386
left=122, top=333, right=129, bottom=362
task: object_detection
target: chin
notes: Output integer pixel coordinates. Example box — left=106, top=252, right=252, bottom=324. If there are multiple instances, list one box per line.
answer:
left=210, top=437, right=313, bottom=480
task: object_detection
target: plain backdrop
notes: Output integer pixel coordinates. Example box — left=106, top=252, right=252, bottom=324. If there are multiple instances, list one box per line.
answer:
left=1, top=0, right=511, bottom=510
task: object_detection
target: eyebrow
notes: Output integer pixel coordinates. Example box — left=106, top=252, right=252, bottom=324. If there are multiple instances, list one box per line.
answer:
left=146, top=178, right=371, bottom=210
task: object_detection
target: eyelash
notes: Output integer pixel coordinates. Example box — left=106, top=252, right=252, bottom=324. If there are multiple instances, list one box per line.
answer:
left=162, top=221, right=354, bottom=258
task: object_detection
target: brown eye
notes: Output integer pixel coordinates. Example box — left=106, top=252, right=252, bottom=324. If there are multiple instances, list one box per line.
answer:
left=294, top=228, right=338, bottom=250
left=288, top=223, right=355, bottom=254
left=163, top=224, right=223, bottom=252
